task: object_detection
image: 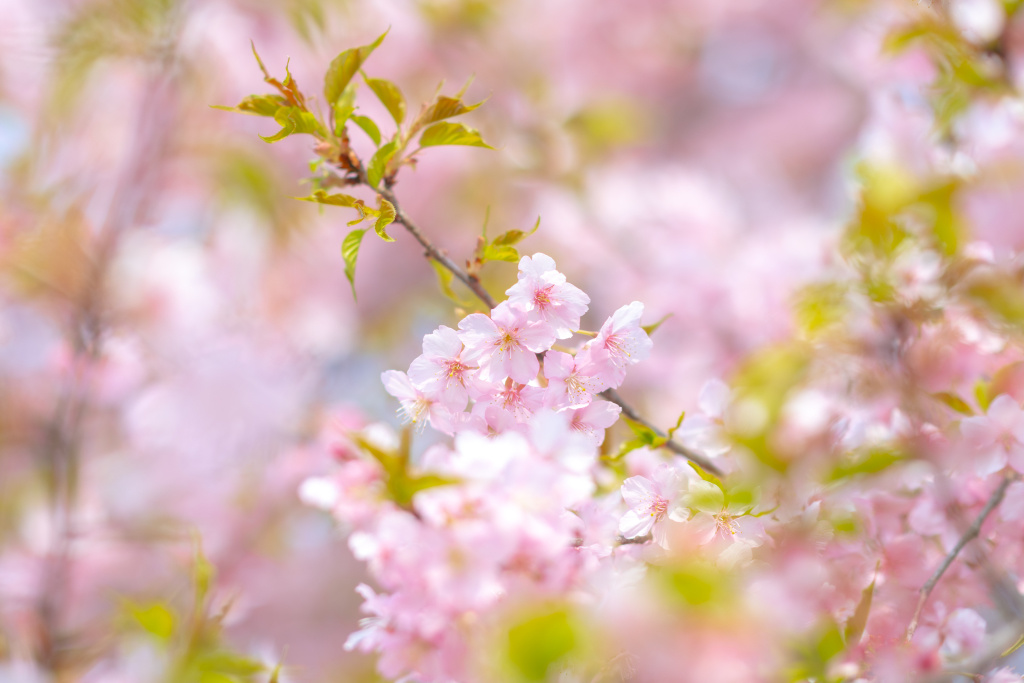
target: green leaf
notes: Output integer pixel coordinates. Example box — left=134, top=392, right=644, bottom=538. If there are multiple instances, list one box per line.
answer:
left=491, top=218, right=539, bottom=247
left=324, top=30, right=388, bottom=107
left=665, top=408, right=686, bottom=441
left=367, top=140, right=398, bottom=188
left=827, top=447, right=903, bottom=482
left=417, top=95, right=484, bottom=128
left=295, top=190, right=360, bottom=207
left=391, top=472, right=457, bottom=508
left=482, top=244, right=519, bottom=262
left=419, top=121, right=493, bottom=148
left=932, top=391, right=975, bottom=415
left=845, top=575, right=876, bottom=647
left=197, top=651, right=266, bottom=676
left=659, top=561, right=727, bottom=608
left=365, top=76, right=407, bottom=126
left=333, top=84, right=358, bottom=136
left=342, top=228, right=368, bottom=299
left=684, top=480, right=725, bottom=514
left=130, top=603, right=175, bottom=640
left=352, top=114, right=382, bottom=146
left=259, top=106, right=324, bottom=143
left=375, top=197, right=396, bottom=242
left=192, top=532, right=215, bottom=606
left=507, top=609, right=577, bottom=682
left=210, top=94, right=288, bottom=117
left=788, top=619, right=846, bottom=681
left=431, top=258, right=469, bottom=305
left=642, top=313, right=673, bottom=336
left=612, top=417, right=661, bottom=460
left=975, top=378, right=992, bottom=412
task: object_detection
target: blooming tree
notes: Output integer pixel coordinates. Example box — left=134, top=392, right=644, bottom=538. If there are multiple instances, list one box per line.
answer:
left=8, top=0, right=1024, bottom=682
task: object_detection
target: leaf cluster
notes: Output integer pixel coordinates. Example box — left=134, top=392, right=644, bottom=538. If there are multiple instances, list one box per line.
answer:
left=213, top=31, right=495, bottom=298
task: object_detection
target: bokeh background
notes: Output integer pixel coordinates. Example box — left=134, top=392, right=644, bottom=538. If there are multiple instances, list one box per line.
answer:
left=0, top=0, right=1005, bottom=680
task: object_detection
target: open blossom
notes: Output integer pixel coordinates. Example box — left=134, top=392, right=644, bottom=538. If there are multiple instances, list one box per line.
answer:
left=505, top=253, right=590, bottom=339
left=674, top=379, right=733, bottom=458
left=381, top=370, right=454, bottom=434
left=959, top=394, right=1024, bottom=475
left=669, top=479, right=763, bottom=568
left=589, top=302, right=653, bottom=385
left=458, top=302, right=556, bottom=383
left=408, top=325, right=481, bottom=410
left=566, top=399, right=621, bottom=446
left=472, top=379, right=545, bottom=424
left=619, top=464, right=683, bottom=545
left=544, top=348, right=613, bottom=408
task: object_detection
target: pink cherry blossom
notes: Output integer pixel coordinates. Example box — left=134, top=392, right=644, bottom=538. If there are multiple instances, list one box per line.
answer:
left=457, top=302, right=555, bottom=383
left=619, top=464, right=683, bottom=544
left=381, top=370, right=454, bottom=434
left=543, top=348, right=613, bottom=408
left=566, top=399, right=621, bottom=446
left=675, top=379, right=733, bottom=458
left=505, top=252, right=590, bottom=339
left=960, top=394, right=1024, bottom=475
left=407, top=325, right=481, bottom=410
left=589, top=302, right=653, bottom=385
left=472, top=379, right=546, bottom=424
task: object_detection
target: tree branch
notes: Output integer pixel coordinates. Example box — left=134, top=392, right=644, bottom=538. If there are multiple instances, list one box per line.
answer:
left=325, top=158, right=724, bottom=478
left=906, top=473, right=1018, bottom=642
left=600, top=388, right=724, bottom=476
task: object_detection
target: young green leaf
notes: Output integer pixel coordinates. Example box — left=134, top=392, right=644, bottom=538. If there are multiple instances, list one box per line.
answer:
left=642, top=313, right=673, bottom=336
left=295, top=190, right=360, bottom=207
left=210, top=94, right=288, bottom=117
left=333, top=84, right=358, bottom=136
left=129, top=602, right=176, bottom=640
left=364, top=76, right=406, bottom=125
left=342, top=228, right=368, bottom=299
left=490, top=218, right=539, bottom=248
left=324, top=30, right=388, bottom=106
left=430, top=259, right=469, bottom=305
left=259, top=106, right=324, bottom=143
left=482, top=244, right=519, bottom=262
left=367, top=140, right=398, bottom=187
left=375, top=197, right=397, bottom=242
left=417, top=95, right=484, bottom=128
left=251, top=42, right=307, bottom=109
left=352, top=114, right=382, bottom=146
left=419, top=121, right=493, bottom=149
left=844, top=575, right=876, bottom=647
left=932, top=391, right=975, bottom=415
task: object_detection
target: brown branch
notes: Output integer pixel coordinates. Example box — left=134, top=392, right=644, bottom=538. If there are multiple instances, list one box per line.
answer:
left=325, top=158, right=724, bottom=478
left=600, top=388, right=724, bottom=476
left=906, top=473, right=1018, bottom=642
left=374, top=182, right=498, bottom=310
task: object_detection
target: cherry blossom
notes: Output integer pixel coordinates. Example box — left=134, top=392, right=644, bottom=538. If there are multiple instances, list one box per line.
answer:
left=505, top=253, right=591, bottom=339
left=458, top=302, right=555, bottom=383
left=407, top=325, right=481, bottom=410
left=619, top=464, right=683, bottom=546
left=382, top=369, right=455, bottom=434
left=544, top=348, right=613, bottom=408
left=960, top=394, right=1024, bottom=475
left=588, top=302, right=653, bottom=384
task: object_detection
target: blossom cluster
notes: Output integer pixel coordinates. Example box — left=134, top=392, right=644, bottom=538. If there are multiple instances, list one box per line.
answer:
left=382, top=253, right=652, bottom=445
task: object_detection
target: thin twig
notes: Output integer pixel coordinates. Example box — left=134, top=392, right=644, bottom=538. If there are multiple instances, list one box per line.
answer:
left=326, top=158, right=724, bottom=477
left=600, top=388, right=724, bottom=476
left=906, top=473, right=1017, bottom=642
left=375, top=182, right=498, bottom=310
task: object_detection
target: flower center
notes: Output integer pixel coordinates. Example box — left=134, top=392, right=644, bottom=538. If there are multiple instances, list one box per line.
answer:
left=644, top=495, right=668, bottom=520
left=534, top=285, right=554, bottom=310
